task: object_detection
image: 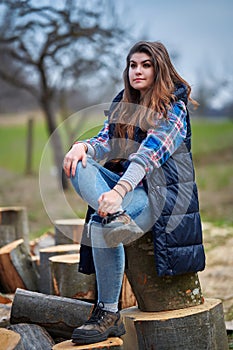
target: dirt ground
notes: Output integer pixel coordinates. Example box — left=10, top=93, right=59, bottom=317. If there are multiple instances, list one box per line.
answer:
left=0, top=167, right=233, bottom=320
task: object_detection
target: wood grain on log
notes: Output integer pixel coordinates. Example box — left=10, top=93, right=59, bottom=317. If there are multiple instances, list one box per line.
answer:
left=54, top=219, right=84, bottom=245
left=50, top=254, right=96, bottom=301
left=121, top=298, right=228, bottom=350
left=10, top=288, right=94, bottom=339
left=8, top=323, right=55, bottom=350
left=0, top=328, right=21, bottom=350
left=0, top=239, right=38, bottom=292
left=119, top=274, right=137, bottom=310
left=125, top=231, right=204, bottom=311
left=39, top=244, right=80, bottom=294
left=52, top=337, right=123, bottom=350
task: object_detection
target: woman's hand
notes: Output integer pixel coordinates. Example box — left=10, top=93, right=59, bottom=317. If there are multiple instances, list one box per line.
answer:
left=63, top=143, right=87, bottom=177
left=98, top=189, right=123, bottom=216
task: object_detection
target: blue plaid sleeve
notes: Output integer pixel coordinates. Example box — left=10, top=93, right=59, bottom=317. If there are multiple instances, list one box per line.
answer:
left=129, top=101, right=187, bottom=174
left=86, top=119, right=111, bottom=160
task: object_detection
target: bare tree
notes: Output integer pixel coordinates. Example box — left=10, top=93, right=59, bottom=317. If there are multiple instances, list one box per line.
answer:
left=0, top=0, right=130, bottom=187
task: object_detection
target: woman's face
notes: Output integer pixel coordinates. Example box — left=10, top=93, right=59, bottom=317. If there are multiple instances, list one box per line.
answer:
left=128, top=52, right=155, bottom=95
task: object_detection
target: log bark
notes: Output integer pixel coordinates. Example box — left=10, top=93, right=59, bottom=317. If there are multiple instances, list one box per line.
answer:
left=39, top=244, right=80, bottom=294
left=121, top=298, right=228, bottom=350
left=8, top=323, right=55, bottom=350
left=125, top=231, right=204, bottom=311
left=54, top=219, right=84, bottom=245
left=52, top=337, right=124, bottom=350
left=0, top=239, right=38, bottom=293
left=0, top=225, right=16, bottom=248
left=50, top=253, right=96, bottom=301
left=0, top=328, right=21, bottom=350
left=0, top=206, right=29, bottom=246
left=10, top=288, right=94, bottom=339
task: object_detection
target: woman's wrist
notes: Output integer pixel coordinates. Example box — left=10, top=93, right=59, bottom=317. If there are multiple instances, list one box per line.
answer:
left=113, top=181, right=132, bottom=199
left=73, top=142, right=88, bottom=153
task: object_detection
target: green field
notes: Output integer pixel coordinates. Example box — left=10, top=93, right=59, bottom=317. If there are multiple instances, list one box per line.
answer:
left=0, top=117, right=233, bottom=227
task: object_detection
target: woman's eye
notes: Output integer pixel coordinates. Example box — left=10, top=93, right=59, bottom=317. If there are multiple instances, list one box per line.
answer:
left=143, top=63, right=151, bottom=68
left=130, top=63, right=136, bottom=69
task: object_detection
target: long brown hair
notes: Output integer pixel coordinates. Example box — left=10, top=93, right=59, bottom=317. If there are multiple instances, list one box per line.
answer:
left=112, top=41, right=197, bottom=140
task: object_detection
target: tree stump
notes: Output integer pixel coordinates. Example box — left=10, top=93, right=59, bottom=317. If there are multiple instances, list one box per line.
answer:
left=0, top=206, right=29, bottom=246
left=0, top=328, right=21, bottom=350
left=50, top=253, right=96, bottom=301
left=121, top=299, right=228, bottom=350
left=39, top=244, right=80, bottom=294
left=0, top=225, right=16, bottom=248
left=8, top=323, right=55, bottom=350
left=124, top=231, right=203, bottom=311
left=54, top=219, right=84, bottom=245
left=52, top=338, right=123, bottom=350
left=0, top=239, right=38, bottom=293
left=10, top=288, right=94, bottom=339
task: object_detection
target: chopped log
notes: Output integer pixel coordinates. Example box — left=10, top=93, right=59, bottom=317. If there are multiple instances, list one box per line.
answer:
left=121, top=298, right=228, bottom=350
left=53, top=337, right=124, bottom=350
left=10, top=288, right=94, bottom=339
left=0, top=225, right=16, bottom=248
left=119, top=274, right=137, bottom=310
left=0, top=328, right=21, bottom=350
left=125, top=231, right=204, bottom=311
left=0, top=303, right=12, bottom=327
left=54, top=219, right=84, bottom=245
left=0, top=206, right=29, bottom=246
left=30, top=231, right=55, bottom=256
left=8, top=323, right=55, bottom=350
left=39, top=244, right=80, bottom=294
left=50, top=253, right=96, bottom=301
left=0, top=239, right=38, bottom=293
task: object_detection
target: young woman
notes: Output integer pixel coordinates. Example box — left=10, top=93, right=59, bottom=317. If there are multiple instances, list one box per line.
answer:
left=63, top=41, right=205, bottom=345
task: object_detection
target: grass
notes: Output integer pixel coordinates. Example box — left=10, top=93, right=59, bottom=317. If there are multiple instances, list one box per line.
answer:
left=0, top=115, right=233, bottom=228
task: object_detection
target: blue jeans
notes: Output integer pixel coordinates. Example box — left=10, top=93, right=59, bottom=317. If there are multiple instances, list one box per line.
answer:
left=71, top=157, right=153, bottom=306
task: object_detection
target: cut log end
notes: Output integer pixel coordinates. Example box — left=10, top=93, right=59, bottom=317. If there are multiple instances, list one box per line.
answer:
left=0, top=328, right=21, bottom=350
left=53, top=337, right=123, bottom=350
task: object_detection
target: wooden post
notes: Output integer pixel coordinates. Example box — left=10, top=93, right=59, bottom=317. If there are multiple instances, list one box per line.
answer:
left=53, top=338, right=124, bottom=350
left=10, top=288, right=94, bottom=339
left=50, top=253, right=96, bottom=301
left=124, top=231, right=203, bottom=311
left=0, top=206, right=29, bottom=247
left=54, top=219, right=84, bottom=245
left=39, top=244, right=80, bottom=294
left=121, top=299, right=228, bottom=350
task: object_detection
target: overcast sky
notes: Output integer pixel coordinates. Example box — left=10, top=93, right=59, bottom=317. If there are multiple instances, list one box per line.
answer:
left=116, top=0, right=233, bottom=105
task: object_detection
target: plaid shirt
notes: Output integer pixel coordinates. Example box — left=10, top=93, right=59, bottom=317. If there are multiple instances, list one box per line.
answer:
left=86, top=100, right=187, bottom=175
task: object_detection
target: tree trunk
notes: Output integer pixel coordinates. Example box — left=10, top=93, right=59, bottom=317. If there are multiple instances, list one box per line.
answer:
left=53, top=338, right=124, bottom=350
left=0, top=239, right=38, bottom=293
left=0, top=206, right=29, bottom=247
left=50, top=253, right=96, bottom=301
left=40, top=96, right=68, bottom=190
left=124, top=231, right=204, bottom=311
left=39, top=244, right=80, bottom=294
left=0, top=328, right=21, bottom=350
left=10, top=288, right=94, bottom=339
left=54, top=219, right=85, bottom=245
left=8, top=323, right=55, bottom=350
left=121, top=299, right=228, bottom=350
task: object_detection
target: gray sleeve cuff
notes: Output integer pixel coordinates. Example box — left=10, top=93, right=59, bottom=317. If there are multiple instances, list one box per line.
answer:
left=83, top=142, right=95, bottom=158
left=120, top=162, right=146, bottom=190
